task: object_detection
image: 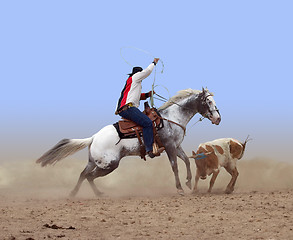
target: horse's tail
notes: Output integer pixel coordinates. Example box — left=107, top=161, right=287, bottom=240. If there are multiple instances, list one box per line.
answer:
left=36, top=137, right=93, bottom=167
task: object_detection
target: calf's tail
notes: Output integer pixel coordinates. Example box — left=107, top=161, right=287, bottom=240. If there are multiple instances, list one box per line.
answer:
left=239, top=135, right=253, bottom=160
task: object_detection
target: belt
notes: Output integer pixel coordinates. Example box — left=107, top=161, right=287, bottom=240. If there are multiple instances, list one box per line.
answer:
left=116, top=103, right=133, bottom=114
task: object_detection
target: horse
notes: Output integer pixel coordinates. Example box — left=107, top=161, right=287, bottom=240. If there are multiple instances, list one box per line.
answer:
left=36, top=88, right=221, bottom=196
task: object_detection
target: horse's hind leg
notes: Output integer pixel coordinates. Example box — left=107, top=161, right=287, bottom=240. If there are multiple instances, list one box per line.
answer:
left=86, top=161, right=119, bottom=197
left=70, top=161, right=96, bottom=197
left=176, top=145, right=192, bottom=190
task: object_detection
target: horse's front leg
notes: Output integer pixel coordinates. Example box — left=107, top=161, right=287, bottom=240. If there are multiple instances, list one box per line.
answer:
left=192, top=170, right=200, bottom=194
left=165, top=145, right=184, bottom=195
left=176, top=145, right=192, bottom=190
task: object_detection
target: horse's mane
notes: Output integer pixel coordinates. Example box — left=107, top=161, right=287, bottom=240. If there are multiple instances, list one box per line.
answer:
left=158, top=88, right=202, bottom=110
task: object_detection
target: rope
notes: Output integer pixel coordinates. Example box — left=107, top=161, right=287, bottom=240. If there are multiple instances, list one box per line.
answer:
left=120, top=46, right=164, bottom=73
left=187, top=116, right=206, bottom=132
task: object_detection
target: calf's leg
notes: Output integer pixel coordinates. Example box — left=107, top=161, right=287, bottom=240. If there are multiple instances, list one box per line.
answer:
left=224, top=166, right=239, bottom=194
left=208, top=170, right=219, bottom=193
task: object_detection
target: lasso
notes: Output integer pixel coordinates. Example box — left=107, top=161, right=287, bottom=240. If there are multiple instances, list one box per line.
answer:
left=119, top=46, right=204, bottom=132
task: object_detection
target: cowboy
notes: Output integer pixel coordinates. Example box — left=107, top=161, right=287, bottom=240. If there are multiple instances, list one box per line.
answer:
left=115, top=58, right=164, bottom=158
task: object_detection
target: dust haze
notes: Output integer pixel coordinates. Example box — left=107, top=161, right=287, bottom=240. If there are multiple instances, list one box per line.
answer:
left=1, top=154, right=292, bottom=198
left=1, top=149, right=293, bottom=240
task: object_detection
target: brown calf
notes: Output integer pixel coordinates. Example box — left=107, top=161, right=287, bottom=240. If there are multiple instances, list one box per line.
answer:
left=189, top=137, right=250, bottom=194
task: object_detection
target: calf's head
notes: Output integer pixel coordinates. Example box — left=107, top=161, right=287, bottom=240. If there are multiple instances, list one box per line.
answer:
left=189, top=146, right=219, bottom=179
left=190, top=151, right=208, bottom=179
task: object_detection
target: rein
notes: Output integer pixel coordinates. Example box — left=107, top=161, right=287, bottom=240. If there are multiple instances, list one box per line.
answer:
left=157, top=116, right=187, bottom=135
left=154, top=93, right=206, bottom=135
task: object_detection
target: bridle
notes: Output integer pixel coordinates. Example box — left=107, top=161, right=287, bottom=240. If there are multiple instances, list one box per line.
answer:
left=155, top=91, right=220, bottom=134
left=198, top=94, right=221, bottom=119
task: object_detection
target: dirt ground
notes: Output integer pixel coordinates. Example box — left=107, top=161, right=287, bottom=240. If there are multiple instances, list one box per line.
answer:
left=0, top=157, right=293, bottom=240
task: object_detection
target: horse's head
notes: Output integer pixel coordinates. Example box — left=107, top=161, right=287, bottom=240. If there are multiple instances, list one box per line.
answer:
left=198, top=88, right=221, bottom=125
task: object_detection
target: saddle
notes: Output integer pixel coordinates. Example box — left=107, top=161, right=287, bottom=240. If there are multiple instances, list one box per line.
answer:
left=113, top=102, right=164, bottom=160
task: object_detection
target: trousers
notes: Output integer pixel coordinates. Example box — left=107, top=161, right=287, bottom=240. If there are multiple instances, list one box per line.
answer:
left=119, top=107, right=153, bottom=152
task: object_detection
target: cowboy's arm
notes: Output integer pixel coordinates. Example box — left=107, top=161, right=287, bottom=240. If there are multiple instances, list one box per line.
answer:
left=140, top=90, right=155, bottom=100
left=133, top=58, right=159, bottom=82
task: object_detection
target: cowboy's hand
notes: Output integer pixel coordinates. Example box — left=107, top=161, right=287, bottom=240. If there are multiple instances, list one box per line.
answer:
left=153, top=58, right=159, bottom=64
left=148, top=90, right=155, bottom=97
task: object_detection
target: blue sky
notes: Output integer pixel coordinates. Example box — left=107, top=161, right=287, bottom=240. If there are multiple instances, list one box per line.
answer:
left=0, top=1, right=292, bottom=162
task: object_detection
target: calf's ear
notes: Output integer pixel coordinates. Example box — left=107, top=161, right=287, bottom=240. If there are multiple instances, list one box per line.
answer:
left=188, top=151, right=197, bottom=159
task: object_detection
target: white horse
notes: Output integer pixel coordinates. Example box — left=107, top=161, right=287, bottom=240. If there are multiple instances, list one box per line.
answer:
left=36, top=88, right=221, bottom=196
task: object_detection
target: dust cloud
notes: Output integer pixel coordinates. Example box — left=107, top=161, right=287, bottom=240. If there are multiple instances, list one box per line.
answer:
left=0, top=155, right=293, bottom=199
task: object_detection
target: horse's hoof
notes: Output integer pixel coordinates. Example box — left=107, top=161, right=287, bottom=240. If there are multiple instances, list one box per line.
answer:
left=95, top=191, right=104, bottom=197
left=225, top=189, right=233, bottom=194
left=185, top=180, right=192, bottom=190
left=177, top=189, right=185, bottom=196
left=69, top=191, right=77, bottom=198
left=191, top=190, right=198, bottom=195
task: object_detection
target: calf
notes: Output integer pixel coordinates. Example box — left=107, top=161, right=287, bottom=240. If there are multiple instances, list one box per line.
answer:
left=189, top=137, right=250, bottom=194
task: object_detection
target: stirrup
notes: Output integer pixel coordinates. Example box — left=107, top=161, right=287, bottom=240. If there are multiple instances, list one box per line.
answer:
left=155, top=147, right=165, bottom=155
left=153, top=143, right=164, bottom=154
left=151, top=143, right=165, bottom=157
left=147, top=148, right=165, bottom=158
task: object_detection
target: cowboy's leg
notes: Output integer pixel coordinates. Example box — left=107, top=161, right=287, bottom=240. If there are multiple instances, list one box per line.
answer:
left=119, top=107, right=153, bottom=152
